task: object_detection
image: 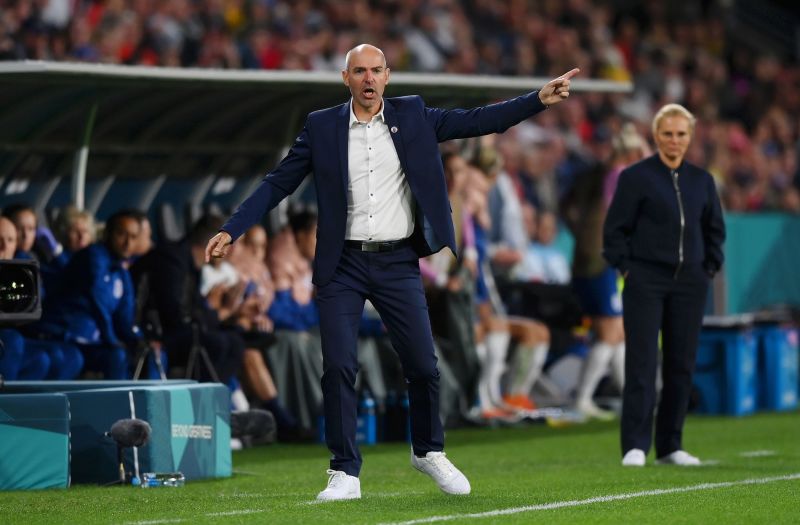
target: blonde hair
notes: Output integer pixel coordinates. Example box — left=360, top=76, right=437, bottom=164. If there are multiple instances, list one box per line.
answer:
left=652, top=103, right=696, bottom=137
left=56, top=206, right=95, bottom=244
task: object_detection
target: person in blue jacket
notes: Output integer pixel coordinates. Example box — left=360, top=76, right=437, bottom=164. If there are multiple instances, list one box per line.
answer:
left=38, top=210, right=142, bottom=379
left=0, top=214, right=84, bottom=380
left=0, top=216, right=50, bottom=380
left=205, top=44, right=578, bottom=500
left=603, top=104, right=726, bottom=467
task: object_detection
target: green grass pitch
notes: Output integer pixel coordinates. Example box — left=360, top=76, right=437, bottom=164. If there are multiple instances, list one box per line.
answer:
left=3, top=411, right=798, bottom=524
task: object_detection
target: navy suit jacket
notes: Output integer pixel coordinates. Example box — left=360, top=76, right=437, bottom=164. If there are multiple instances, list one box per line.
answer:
left=221, top=91, right=547, bottom=286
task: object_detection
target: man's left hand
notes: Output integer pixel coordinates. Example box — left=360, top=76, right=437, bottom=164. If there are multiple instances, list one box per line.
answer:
left=538, top=68, right=580, bottom=107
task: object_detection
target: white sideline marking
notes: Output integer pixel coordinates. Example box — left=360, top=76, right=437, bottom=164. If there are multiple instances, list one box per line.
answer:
left=205, top=509, right=265, bottom=517
left=740, top=450, right=777, bottom=458
left=124, top=520, right=183, bottom=525
left=303, top=490, right=427, bottom=505
left=217, top=492, right=265, bottom=498
left=124, top=508, right=264, bottom=525
left=379, top=473, right=800, bottom=525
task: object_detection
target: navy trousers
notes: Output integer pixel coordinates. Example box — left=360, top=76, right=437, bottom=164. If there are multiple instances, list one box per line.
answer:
left=316, top=244, right=443, bottom=476
left=621, top=261, right=709, bottom=458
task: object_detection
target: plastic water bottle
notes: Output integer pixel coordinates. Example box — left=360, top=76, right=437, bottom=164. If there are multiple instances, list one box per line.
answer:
left=358, top=392, right=377, bottom=445
left=400, top=393, right=411, bottom=443
left=141, top=472, right=185, bottom=488
left=384, top=390, right=411, bottom=442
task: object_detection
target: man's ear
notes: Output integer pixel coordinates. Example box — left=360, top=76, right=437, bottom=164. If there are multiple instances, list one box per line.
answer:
left=385, top=67, right=391, bottom=86
left=341, top=70, right=349, bottom=87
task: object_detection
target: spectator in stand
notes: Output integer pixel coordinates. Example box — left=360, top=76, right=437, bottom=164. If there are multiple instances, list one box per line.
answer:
left=514, top=206, right=571, bottom=285
left=200, top=249, right=301, bottom=441
left=266, top=211, right=319, bottom=333
left=227, top=224, right=275, bottom=335
left=3, top=1, right=800, bottom=215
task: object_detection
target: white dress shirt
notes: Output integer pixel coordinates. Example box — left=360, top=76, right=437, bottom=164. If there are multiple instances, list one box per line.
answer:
left=345, top=99, right=415, bottom=241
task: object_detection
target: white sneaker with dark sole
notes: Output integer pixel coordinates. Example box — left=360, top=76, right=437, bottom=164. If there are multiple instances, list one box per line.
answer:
left=622, top=448, right=646, bottom=467
left=411, top=450, right=471, bottom=495
left=656, top=450, right=701, bottom=466
left=316, top=469, right=361, bottom=501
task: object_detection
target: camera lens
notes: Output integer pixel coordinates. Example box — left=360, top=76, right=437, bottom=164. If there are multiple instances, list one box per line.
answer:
left=0, top=265, right=37, bottom=313
left=0, top=260, right=41, bottom=325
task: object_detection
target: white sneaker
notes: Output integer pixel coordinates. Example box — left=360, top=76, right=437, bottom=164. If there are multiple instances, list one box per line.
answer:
left=656, top=450, right=701, bottom=466
left=316, top=469, right=361, bottom=501
left=622, top=448, right=646, bottom=467
left=411, top=451, right=471, bottom=495
left=574, top=399, right=615, bottom=421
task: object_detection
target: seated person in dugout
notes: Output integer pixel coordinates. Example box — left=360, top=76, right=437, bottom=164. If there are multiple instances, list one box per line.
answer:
left=34, top=210, right=142, bottom=379
left=132, top=214, right=300, bottom=439
left=0, top=216, right=50, bottom=381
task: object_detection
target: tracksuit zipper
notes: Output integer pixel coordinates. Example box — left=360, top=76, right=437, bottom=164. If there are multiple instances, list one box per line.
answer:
left=671, top=169, right=685, bottom=279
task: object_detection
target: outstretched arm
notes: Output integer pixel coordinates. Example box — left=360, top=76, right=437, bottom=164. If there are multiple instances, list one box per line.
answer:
left=428, top=68, right=580, bottom=141
left=208, top=121, right=314, bottom=261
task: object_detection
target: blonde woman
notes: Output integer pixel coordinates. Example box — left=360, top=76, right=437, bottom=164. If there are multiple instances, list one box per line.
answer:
left=604, top=104, right=725, bottom=467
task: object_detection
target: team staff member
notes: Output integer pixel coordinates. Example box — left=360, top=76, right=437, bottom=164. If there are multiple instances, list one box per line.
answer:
left=206, top=43, right=578, bottom=500
left=603, top=104, right=725, bottom=467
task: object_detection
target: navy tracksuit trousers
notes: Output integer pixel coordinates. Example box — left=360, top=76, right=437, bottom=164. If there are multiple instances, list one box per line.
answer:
left=621, top=260, right=709, bottom=458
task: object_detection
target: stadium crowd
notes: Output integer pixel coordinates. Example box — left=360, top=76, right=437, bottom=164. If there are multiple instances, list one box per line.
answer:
left=2, top=0, right=799, bottom=213
left=0, top=0, right=798, bottom=442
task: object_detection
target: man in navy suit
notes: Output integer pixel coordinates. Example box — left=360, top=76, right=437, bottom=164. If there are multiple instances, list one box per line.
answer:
left=206, top=44, right=578, bottom=500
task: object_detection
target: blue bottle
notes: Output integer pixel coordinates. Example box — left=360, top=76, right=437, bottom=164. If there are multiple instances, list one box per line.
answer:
left=140, top=472, right=185, bottom=488
left=357, top=392, right=377, bottom=445
left=400, top=392, right=411, bottom=443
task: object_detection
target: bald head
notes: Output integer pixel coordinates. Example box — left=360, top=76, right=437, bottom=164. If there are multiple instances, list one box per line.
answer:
left=342, top=44, right=390, bottom=121
left=343, top=44, right=386, bottom=71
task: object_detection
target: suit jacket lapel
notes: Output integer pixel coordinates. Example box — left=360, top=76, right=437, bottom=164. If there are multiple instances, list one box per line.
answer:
left=382, top=100, right=409, bottom=178
left=336, top=102, right=350, bottom=197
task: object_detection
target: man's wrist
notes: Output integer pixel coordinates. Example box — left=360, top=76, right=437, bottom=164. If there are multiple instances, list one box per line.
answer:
left=537, top=90, right=549, bottom=109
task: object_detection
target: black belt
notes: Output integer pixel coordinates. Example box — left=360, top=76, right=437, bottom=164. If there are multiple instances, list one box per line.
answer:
left=344, top=238, right=410, bottom=253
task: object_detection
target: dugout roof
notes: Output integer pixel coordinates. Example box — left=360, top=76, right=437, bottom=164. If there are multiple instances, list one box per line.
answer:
left=0, top=61, right=630, bottom=180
